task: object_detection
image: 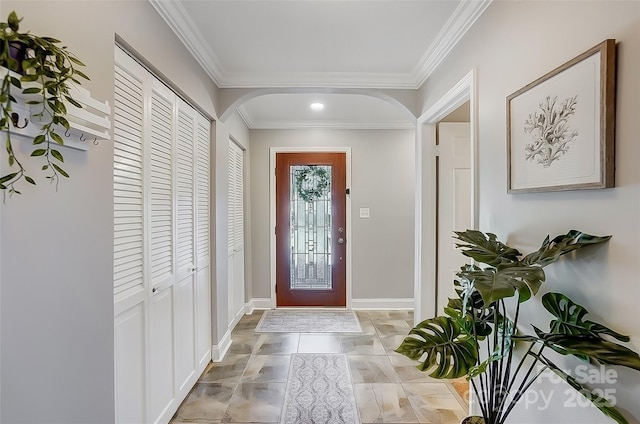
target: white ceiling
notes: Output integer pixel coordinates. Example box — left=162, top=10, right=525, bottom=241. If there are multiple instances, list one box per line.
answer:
left=150, top=0, right=491, bottom=128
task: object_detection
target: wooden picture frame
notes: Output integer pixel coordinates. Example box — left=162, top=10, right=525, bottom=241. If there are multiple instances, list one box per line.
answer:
left=507, top=39, right=616, bottom=193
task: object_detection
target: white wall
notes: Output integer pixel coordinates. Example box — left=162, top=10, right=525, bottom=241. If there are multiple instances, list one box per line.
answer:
left=249, top=129, right=415, bottom=304
left=419, top=1, right=640, bottom=423
left=0, top=2, right=219, bottom=422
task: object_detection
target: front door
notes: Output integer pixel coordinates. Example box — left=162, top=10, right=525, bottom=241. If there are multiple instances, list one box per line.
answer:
left=275, top=152, right=347, bottom=306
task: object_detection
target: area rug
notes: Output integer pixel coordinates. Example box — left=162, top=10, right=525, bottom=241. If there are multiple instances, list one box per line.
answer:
left=280, top=354, right=359, bottom=424
left=255, top=309, right=362, bottom=333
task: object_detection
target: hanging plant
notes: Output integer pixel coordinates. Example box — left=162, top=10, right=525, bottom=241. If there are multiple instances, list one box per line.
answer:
left=295, top=165, right=330, bottom=203
left=0, top=11, right=89, bottom=195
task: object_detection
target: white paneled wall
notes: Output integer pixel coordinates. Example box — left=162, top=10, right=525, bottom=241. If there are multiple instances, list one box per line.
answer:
left=113, top=47, right=211, bottom=424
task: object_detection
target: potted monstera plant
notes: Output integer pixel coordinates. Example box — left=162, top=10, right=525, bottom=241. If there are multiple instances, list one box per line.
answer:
left=396, top=230, right=640, bottom=424
left=0, top=11, right=89, bottom=194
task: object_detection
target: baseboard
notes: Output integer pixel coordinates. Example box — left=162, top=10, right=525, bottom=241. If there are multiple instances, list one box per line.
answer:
left=246, top=297, right=413, bottom=310
left=247, top=298, right=273, bottom=313
left=211, top=329, right=232, bottom=362
left=351, top=298, right=414, bottom=310
left=229, top=305, right=246, bottom=330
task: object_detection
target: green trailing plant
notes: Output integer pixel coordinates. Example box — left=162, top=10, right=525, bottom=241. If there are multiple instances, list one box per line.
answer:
left=396, top=230, right=640, bottom=424
left=0, top=11, right=88, bottom=194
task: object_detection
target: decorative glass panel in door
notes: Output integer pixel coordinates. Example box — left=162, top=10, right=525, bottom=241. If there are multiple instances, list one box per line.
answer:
left=276, top=153, right=346, bottom=306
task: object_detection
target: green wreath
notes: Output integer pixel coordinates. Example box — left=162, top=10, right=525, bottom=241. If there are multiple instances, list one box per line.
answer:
left=295, top=166, right=330, bottom=203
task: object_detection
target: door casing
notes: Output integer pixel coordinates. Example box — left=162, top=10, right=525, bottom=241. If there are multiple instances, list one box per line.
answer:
left=414, top=69, right=478, bottom=324
left=269, top=147, right=352, bottom=309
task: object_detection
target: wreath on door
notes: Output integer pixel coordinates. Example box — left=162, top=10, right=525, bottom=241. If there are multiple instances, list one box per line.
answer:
left=295, top=166, right=330, bottom=203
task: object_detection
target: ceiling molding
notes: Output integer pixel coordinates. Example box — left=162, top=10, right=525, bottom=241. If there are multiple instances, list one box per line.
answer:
left=213, top=71, right=418, bottom=90
left=243, top=119, right=416, bottom=131
left=152, top=0, right=491, bottom=89
left=235, top=105, right=255, bottom=128
left=149, top=0, right=226, bottom=86
left=412, top=0, right=492, bottom=87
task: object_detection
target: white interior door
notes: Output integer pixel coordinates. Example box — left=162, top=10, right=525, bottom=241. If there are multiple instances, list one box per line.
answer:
left=195, top=118, right=212, bottom=369
left=228, top=140, right=245, bottom=327
left=114, top=47, right=212, bottom=424
left=437, top=122, right=471, bottom=315
left=147, top=78, right=177, bottom=424
left=113, top=50, right=149, bottom=424
left=174, top=99, right=197, bottom=398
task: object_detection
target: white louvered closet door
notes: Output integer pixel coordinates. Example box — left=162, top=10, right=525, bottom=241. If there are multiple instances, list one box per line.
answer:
left=113, top=47, right=211, bottom=424
left=147, top=78, right=177, bottom=424
left=174, top=99, right=197, bottom=397
left=227, top=140, right=245, bottom=327
left=195, top=116, right=211, bottom=369
left=113, top=48, right=147, bottom=424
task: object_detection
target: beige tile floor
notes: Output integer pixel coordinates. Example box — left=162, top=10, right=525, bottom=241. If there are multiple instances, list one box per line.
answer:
left=172, top=310, right=469, bottom=424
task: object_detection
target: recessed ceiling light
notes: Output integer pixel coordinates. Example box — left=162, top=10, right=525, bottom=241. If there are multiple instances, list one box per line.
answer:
left=310, top=102, right=324, bottom=111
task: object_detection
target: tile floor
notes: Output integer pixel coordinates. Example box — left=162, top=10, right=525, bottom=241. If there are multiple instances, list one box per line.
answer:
left=172, top=310, right=469, bottom=424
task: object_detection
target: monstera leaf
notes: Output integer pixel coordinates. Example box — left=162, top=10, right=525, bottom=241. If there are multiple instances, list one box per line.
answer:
left=443, top=297, right=492, bottom=339
left=534, top=354, right=630, bottom=424
left=542, top=293, right=629, bottom=341
left=531, top=327, right=640, bottom=371
left=522, top=231, right=612, bottom=267
left=454, top=230, right=521, bottom=267
left=461, top=266, right=545, bottom=304
left=395, top=316, right=478, bottom=379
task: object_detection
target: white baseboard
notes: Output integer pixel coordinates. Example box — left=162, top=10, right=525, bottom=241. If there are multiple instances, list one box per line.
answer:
left=351, top=298, right=414, bottom=310
left=211, top=329, right=232, bottom=362
left=246, top=298, right=273, bottom=313
left=229, top=305, right=245, bottom=330
left=246, top=297, right=413, bottom=311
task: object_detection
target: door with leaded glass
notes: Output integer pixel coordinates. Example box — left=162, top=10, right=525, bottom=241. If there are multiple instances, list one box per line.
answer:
left=275, top=152, right=347, bottom=306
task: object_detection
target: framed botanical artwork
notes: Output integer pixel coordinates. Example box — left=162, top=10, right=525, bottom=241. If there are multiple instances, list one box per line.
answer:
left=507, top=39, right=616, bottom=193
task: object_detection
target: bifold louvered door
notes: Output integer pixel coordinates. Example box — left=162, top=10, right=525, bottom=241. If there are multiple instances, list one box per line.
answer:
left=227, top=141, right=245, bottom=326
left=113, top=47, right=211, bottom=424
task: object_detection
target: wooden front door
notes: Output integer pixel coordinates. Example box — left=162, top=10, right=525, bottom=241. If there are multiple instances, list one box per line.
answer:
left=275, top=152, right=347, bottom=306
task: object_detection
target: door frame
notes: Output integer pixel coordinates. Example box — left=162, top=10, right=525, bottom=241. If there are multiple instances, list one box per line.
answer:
left=269, top=147, right=352, bottom=309
left=414, top=69, right=479, bottom=324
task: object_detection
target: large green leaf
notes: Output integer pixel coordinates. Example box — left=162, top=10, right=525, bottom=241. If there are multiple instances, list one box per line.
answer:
left=534, top=354, right=630, bottom=424
left=395, top=316, right=479, bottom=379
left=461, top=266, right=545, bottom=304
left=542, top=293, right=629, bottom=341
left=533, top=327, right=640, bottom=371
left=522, top=231, right=611, bottom=267
left=454, top=230, right=521, bottom=267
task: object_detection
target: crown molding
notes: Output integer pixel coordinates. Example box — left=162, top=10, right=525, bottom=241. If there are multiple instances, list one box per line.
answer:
left=152, top=0, right=492, bottom=89
left=235, top=105, right=255, bottom=128
left=244, top=119, right=416, bottom=130
left=215, top=71, right=418, bottom=89
left=149, top=0, right=226, bottom=86
left=412, top=0, right=492, bottom=87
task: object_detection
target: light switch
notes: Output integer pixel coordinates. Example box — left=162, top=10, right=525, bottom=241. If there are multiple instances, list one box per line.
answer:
left=359, top=208, right=370, bottom=219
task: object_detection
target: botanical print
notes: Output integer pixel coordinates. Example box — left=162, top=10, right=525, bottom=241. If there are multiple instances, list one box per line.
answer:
left=523, top=95, right=578, bottom=168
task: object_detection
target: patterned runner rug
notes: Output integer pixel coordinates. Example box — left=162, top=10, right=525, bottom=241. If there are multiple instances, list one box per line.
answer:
left=255, top=310, right=362, bottom=333
left=281, top=354, right=359, bottom=424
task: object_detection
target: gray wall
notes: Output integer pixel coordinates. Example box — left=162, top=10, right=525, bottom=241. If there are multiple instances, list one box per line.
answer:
left=0, top=1, right=220, bottom=422
left=249, top=129, right=415, bottom=301
left=420, top=1, right=640, bottom=422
